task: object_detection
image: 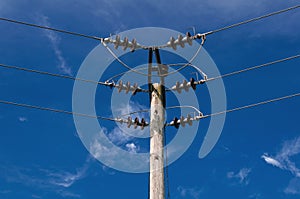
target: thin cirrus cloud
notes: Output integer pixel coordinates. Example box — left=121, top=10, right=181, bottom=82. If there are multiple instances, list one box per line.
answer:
left=261, top=154, right=284, bottom=169
left=106, top=101, right=148, bottom=146
left=18, top=117, right=28, bottom=122
left=0, top=156, right=92, bottom=198
left=262, top=136, right=300, bottom=195
left=125, top=143, right=139, bottom=153
left=177, top=186, right=202, bottom=199
left=261, top=136, right=300, bottom=177
left=227, top=168, right=251, bottom=185
left=48, top=158, right=90, bottom=188
left=37, top=15, right=73, bottom=76
left=284, top=177, right=300, bottom=195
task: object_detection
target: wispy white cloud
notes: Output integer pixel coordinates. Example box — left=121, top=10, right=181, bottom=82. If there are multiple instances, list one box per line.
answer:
left=248, top=193, right=262, bottom=199
left=115, top=101, right=149, bottom=119
left=108, top=101, right=148, bottom=149
left=108, top=127, right=133, bottom=145
left=89, top=126, right=149, bottom=173
left=37, top=15, right=73, bottom=76
left=284, top=178, right=300, bottom=195
left=56, top=190, right=81, bottom=198
left=262, top=136, right=300, bottom=177
left=31, top=194, right=42, bottom=199
left=90, top=128, right=119, bottom=166
left=177, top=186, right=202, bottom=199
left=261, top=154, right=283, bottom=169
left=227, top=168, right=251, bottom=185
left=112, top=101, right=149, bottom=139
left=126, top=142, right=139, bottom=153
left=262, top=136, right=300, bottom=195
left=101, top=165, right=116, bottom=175
left=18, top=117, right=28, bottom=122
left=47, top=157, right=91, bottom=188
left=0, top=156, right=93, bottom=198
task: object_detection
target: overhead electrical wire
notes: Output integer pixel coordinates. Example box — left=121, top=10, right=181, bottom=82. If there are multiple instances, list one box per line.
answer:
left=201, top=92, right=300, bottom=119
left=1, top=5, right=299, bottom=83
left=165, top=53, right=300, bottom=92
left=0, top=63, right=106, bottom=85
left=0, top=17, right=102, bottom=41
left=0, top=4, right=299, bottom=45
left=0, top=63, right=149, bottom=93
left=206, top=4, right=300, bottom=35
left=1, top=52, right=299, bottom=94
left=1, top=6, right=299, bottom=199
left=0, top=5, right=299, bottom=126
left=0, top=100, right=115, bottom=121
left=205, top=54, right=300, bottom=82
left=0, top=92, right=299, bottom=122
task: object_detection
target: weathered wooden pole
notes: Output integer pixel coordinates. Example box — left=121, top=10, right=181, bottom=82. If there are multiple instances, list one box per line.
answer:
left=149, top=83, right=165, bottom=199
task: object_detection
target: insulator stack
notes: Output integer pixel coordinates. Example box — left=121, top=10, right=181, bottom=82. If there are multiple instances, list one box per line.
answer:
left=172, top=117, right=180, bottom=129
left=125, top=81, right=131, bottom=94
left=127, top=116, right=133, bottom=128
left=103, top=36, right=142, bottom=52
left=186, top=114, right=193, bottom=126
left=169, top=113, right=203, bottom=129
left=182, top=80, right=188, bottom=92
left=134, top=117, right=139, bottom=129
left=190, top=78, right=196, bottom=90
left=180, top=116, right=185, bottom=127
left=118, top=116, right=148, bottom=130
left=132, top=83, right=138, bottom=95
left=140, top=118, right=147, bottom=130
left=171, top=78, right=197, bottom=93
left=115, top=81, right=141, bottom=95
left=167, top=32, right=193, bottom=50
left=115, top=116, right=149, bottom=130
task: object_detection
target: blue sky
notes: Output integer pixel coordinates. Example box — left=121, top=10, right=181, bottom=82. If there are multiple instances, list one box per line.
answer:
left=1, top=0, right=300, bottom=198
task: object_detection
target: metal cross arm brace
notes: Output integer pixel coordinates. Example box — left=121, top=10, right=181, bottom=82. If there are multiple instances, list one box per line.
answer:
left=104, top=80, right=149, bottom=95
left=115, top=117, right=149, bottom=130
left=166, top=113, right=204, bottom=129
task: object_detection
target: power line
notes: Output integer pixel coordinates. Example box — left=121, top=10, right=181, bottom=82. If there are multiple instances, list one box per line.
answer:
left=1, top=4, right=299, bottom=46
left=1, top=52, right=299, bottom=94
left=167, top=92, right=300, bottom=127
left=206, top=54, right=300, bottom=82
left=0, top=17, right=102, bottom=41
left=168, top=53, right=300, bottom=93
left=206, top=4, right=300, bottom=35
left=0, top=99, right=114, bottom=121
left=0, top=63, right=105, bottom=85
left=98, top=4, right=300, bottom=51
left=0, top=63, right=149, bottom=93
left=0, top=99, right=149, bottom=129
left=202, top=92, right=300, bottom=118
left=1, top=93, right=295, bottom=127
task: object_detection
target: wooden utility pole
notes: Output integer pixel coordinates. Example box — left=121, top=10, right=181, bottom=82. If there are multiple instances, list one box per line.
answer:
left=149, top=83, right=165, bottom=199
